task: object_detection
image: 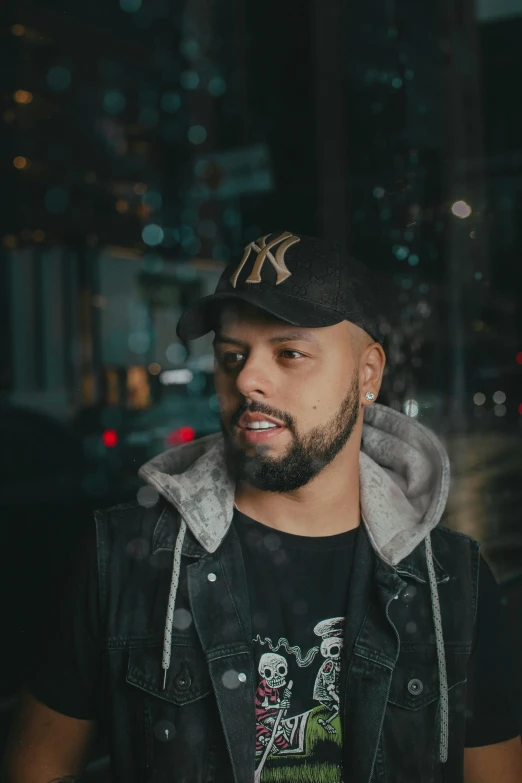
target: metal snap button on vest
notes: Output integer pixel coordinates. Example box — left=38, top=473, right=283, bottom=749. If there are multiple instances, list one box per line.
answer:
left=238, top=672, right=247, bottom=683
left=207, top=573, right=217, bottom=582
left=175, top=671, right=192, bottom=690
left=407, top=678, right=423, bottom=695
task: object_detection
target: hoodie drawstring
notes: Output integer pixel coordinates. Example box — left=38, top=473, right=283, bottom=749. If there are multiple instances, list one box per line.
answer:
left=425, top=533, right=449, bottom=764
left=162, top=519, right=187, bottom=690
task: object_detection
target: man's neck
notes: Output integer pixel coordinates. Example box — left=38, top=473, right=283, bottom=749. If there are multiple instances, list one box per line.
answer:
left=234, top=449, right=361, bottom=538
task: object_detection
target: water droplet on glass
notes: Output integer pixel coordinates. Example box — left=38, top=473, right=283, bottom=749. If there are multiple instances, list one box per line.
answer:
left=264, top=534, right=281, bottom=552
left=126, top=537, right=150, bottom=561
left=172, top=609, right=192, bottom=631
left=154, top=720, right=176, bottom=742
left=401, top=585, right=417, bottom=603
left=137, top=486, right=159, bottom=507
left=222, top=670, right=241, bottom=690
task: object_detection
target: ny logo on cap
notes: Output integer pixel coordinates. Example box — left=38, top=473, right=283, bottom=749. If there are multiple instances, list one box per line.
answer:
left=229, top=231, right=300, bottom=288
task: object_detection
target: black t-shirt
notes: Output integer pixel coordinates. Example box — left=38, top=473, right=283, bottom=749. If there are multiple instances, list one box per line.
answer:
left=235, top=510, right=357, bottom=782
left=27, top=515, right=521, bottom=765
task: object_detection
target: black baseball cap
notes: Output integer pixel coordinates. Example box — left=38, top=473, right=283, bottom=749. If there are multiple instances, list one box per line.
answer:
left=176, top=231, right=382, bottom=343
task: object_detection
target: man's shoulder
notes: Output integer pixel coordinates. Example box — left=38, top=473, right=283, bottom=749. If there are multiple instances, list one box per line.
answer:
left=433, top=523, right=481, bottom=551
left=95, top=499, right=145, bottom=519
left=94, top=497, right=168, bottom=547
left=431, top=523, right=481, bottom=583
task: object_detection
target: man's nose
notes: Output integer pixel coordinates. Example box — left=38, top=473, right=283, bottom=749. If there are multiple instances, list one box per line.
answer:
left=234, top=354, right=274, bottom=399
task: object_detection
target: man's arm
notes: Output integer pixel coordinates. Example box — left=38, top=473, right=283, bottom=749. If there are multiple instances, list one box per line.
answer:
left=464, top=737, right=522, bottom=783
left=0, top=688, right=96, bottom=783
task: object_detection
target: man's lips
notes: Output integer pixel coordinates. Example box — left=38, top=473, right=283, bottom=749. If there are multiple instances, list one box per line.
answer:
left=237, top=412, right=287, bottom=429
left=234, top=412, right=288, bottom=443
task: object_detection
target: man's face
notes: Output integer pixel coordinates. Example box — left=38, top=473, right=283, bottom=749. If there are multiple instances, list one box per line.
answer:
left=213, top=302, right=362, bottom=492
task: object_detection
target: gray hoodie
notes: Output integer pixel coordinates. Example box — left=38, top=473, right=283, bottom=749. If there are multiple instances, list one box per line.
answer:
left=139, top=402, right=451, bottom=763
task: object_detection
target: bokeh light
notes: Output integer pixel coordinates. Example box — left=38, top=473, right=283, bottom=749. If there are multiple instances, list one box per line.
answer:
left=493, top=390, right=506, bottom=405
left=403, top=399, right=419, bottom=417
left=180, top=39, right=199, bottom=59
left=103, top=90, right=126, bottom=115
left=161, top=92, right=181, bottom=112
left=166, top=426, right=196, bottom=445
left=13, top=156, right=29, bottom=170
left=180, top=70, right=199, bottom=90
left=188, top=125, right=207, bottom=144
left=208, top=77, right=227, bottom=96
left=14, top=90, right=33, bottom=104
left=166, top=343, right=188, bottom=364
left=47, top=66, right=72, bottom=91
left=393, top=245, right=409, bottom=260
left=516, top=352, right=522, bottom=365
left=142, top=224, right=164, bottom=246
left=161, top=369, right=193, bottom=385
left=451, top=200, right=472, bottom=218
left=473, top=392, right=486, bottom=406
left=102, top=429, right=118, bottom=448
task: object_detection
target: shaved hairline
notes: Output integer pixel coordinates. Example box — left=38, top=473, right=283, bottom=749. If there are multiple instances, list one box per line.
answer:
left=346, top=321, right=374, bottom=357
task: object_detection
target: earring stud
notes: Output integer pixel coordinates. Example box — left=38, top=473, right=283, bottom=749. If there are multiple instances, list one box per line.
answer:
left=365, top=391, right=375, bottom=402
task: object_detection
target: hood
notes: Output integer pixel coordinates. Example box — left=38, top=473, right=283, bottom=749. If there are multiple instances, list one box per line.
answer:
left=139, top=402, right=450, bottom=567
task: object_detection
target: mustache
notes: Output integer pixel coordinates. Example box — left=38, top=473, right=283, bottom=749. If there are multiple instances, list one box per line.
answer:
left=230, top=400, right=294, bottom=431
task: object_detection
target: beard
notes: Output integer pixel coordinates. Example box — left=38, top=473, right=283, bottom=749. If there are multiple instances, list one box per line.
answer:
left=221, top=373, right=360, bottom=492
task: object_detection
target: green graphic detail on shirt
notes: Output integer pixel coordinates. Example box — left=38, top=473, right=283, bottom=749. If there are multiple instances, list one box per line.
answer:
left=260, top=704, right=342, bottom=783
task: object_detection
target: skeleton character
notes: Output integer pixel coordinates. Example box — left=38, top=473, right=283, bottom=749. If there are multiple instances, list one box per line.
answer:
left=255, top=652, right=292, bottom=753
left=313, top=636, right=343, bottom=734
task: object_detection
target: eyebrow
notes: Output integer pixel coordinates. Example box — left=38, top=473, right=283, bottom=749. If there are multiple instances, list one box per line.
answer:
left=213, top=330, right=318, bottom=346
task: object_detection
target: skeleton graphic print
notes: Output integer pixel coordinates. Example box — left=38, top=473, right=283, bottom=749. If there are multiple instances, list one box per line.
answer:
left=253, top=617, right=346, bottom=782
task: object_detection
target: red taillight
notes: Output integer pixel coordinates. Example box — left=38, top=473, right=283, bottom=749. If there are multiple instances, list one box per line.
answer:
left=166, top=426, right=196, bottom=446
left=103, top=429, right=118, bottom=447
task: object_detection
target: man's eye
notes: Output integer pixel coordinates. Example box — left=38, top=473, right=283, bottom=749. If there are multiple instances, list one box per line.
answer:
left=280, top=350, right=304, bottom=359
left=222, top=352, right=244, bottom=364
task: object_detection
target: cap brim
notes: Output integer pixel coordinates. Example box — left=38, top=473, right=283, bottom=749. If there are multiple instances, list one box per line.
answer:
left=176, top=288, right=347, bottom=341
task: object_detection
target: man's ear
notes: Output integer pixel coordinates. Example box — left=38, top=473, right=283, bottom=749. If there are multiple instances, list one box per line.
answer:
left=360, top=341, right=386, bottom=401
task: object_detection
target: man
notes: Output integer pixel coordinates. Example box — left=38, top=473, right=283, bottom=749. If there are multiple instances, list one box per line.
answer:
left=2, top=232, right=521, bottom=783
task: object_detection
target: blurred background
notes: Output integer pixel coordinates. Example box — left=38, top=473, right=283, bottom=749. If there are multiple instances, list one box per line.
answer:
left=1, top=0, right=522, bottom=774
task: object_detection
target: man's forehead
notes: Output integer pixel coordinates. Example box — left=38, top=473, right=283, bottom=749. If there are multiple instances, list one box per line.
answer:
left=214, top=303, right=354, bottom=345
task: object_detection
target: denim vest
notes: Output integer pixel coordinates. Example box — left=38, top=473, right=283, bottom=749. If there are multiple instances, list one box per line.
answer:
left=95, top=499, right=479, bottom=783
